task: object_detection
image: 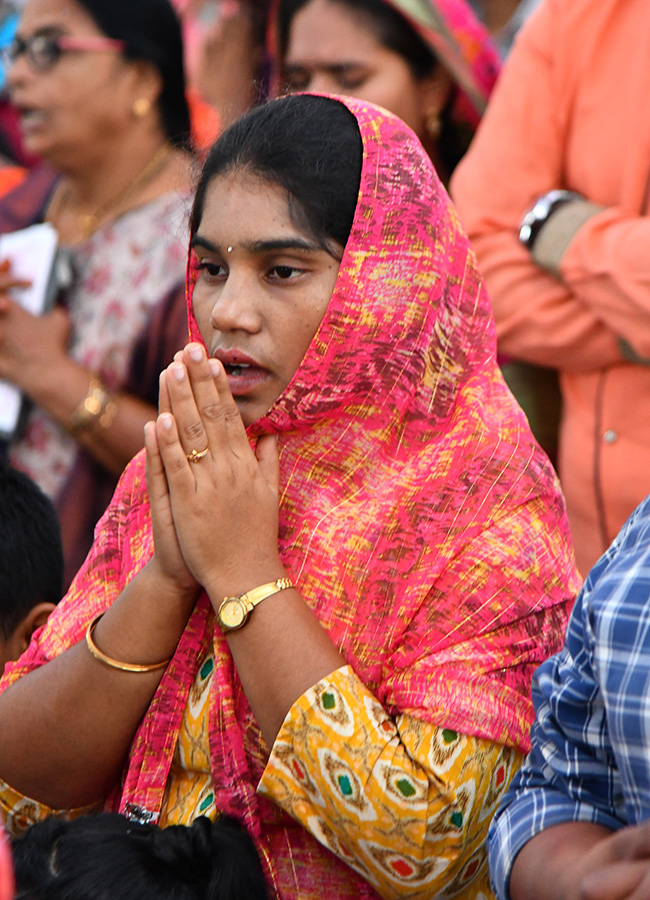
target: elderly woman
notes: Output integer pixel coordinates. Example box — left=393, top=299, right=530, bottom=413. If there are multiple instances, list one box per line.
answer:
left=0, top=95, right=578, bottom=900
left=269, top=0, right=500, bottom=183
left=0, top=0, right=193, bottom=587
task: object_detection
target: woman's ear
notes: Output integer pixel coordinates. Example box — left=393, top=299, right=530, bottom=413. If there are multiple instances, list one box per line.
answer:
left=128, top=60, right=165, bottom=120
left=417, top=65, right=453, bottom=143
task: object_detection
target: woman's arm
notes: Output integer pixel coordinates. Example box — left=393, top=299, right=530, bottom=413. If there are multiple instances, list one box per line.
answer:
left=450, top=0, right=647, bottom=373
left=0, top=293, right=157, bottom=474
left=150, top=343, right=346, bottom=747
left=0, top=445, right=200, bottom=810
left=259, top=665, right=521, bottom=899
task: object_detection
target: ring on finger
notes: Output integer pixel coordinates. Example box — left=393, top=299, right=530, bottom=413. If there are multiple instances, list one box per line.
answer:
left=186, top=446, right=209, bottom=463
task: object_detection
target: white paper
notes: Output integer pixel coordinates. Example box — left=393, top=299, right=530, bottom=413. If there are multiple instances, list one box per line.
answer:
left=0, top=223, right=58, bottom=440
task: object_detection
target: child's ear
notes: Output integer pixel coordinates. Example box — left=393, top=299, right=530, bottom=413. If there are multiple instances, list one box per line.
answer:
left=12, top=602, right=56, bottom=658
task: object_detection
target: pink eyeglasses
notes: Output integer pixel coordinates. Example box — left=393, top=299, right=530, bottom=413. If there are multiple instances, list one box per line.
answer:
left=3, top=33, right=126, bottom=72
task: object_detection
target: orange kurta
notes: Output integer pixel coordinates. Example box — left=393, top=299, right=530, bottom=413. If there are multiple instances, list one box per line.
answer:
left=452, top=0, right=650, bottom=576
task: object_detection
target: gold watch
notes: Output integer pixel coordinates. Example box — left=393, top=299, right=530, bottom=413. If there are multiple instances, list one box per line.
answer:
left=216, top=578, right=293, bottom=632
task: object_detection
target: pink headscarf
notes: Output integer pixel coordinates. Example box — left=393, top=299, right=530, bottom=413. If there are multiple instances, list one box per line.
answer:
left=4, top=97, right=578, bottom=850
left=184, top=93, right=578, bottom=749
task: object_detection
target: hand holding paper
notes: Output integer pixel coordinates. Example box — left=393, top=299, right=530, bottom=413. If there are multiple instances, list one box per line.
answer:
left=0, top=223, right=60, bottom=441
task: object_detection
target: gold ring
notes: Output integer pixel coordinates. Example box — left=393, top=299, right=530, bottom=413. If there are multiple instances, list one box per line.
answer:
left=186, top=446, right=209, bottom=463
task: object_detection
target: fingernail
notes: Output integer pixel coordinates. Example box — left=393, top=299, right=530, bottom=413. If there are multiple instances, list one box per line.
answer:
left=208, top=358, right=222, bottom=377
left=172, top=363, right=185, bottom=382
left=188, top=344, right=204, bottom=363
left=159, top=413, right=173, bottom=430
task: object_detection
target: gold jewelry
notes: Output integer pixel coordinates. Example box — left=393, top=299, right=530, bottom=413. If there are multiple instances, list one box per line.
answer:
left=67, top=376, right=117, bottom=436
left=217, top=577, right=293, bottom=632
left=186, top=446, right=209, bottom=463
left=47, top=142, right=172, bottom=241
left=132, top=97, right=152, bottom=118
left=424, top=108, right=442, bottom=141
left=86, top=614, right=172, bottom=673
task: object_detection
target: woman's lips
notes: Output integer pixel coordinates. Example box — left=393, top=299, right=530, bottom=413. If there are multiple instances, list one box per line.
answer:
left=214, top=351, right=270, bottom=396
left=17, top=108, right=47, bottom=138
left=222, top=362, right=269, bottom=395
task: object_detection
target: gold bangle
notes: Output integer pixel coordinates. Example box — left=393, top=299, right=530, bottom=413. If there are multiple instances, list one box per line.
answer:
left=85, top=614, right=171, bottom=673
left=67, top=377, right=116, bottom=436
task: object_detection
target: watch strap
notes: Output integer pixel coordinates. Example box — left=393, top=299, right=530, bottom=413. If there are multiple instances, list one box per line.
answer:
left=217, top=577, right=293, bottom=632
left=519, top=189, right=583, bottom=252
left=531, top=199, right=603, bottom=275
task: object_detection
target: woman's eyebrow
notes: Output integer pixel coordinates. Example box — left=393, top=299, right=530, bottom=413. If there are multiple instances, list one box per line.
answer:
left=190, top=234, right=218, bottom=252
left=248, top=238, right=321, bottom=253
left=190, top=235, right=321, bottom=254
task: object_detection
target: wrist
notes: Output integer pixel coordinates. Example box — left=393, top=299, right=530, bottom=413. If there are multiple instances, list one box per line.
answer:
left=204, top=559, right=288, bottom=611
left=142, top=557, right=199, bottom=607
left=519, top=190, right=584, bottom=251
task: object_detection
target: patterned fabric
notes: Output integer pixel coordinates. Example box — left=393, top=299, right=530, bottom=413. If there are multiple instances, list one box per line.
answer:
left=386, top=0, right=500, bottom=122
left=488, top=492, right=650, bottom=900
left=260, top=666, right=523, bottom=899
left=2, top=97, right=578, bottom=898
left=161, top=652, right=217, bottom=825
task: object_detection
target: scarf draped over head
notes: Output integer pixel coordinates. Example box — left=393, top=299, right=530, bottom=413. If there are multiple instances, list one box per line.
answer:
left=187, top=95, right=578, bottom=751
left=267, top=0, right=500, bottom=136
left=4, top=97, right=577, bottom=838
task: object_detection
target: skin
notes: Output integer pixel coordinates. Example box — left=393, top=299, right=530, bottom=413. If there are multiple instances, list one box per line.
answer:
left=190, top=169, right=341, bottom=427
left=0, top=171, right=345, bottom=808
left=0, top=602, right=56, bottom=677
left=1, top=0, right=192, bottom=475
left=281, top=0, right=451, bottom=152
left=510, top=820, right=650, bottom=900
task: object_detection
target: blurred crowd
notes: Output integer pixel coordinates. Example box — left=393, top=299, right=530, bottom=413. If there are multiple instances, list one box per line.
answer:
left=0, top=0, right=649, bottom=898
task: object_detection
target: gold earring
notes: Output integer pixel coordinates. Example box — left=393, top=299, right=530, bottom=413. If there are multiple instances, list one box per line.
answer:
left=424, top=108, right=442, bottom=141
left=133, top=97, right=152, bottom=119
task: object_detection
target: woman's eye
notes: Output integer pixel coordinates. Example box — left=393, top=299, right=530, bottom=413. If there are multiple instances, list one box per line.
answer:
left=338, top=72, right=367, bottom=90
left=270, top=265, right=303, bottom=280
left=198, top=261, right=224, bottom=278
left=284, top=69, right=311, bottom=92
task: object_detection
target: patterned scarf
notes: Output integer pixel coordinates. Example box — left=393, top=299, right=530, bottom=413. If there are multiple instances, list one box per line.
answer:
left=185, top=94, right=578, bottom=753
left=4, top=98, right=578, bottom=839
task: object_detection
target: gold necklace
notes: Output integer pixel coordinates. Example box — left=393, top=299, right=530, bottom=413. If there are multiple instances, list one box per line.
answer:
left=48, top=142, right=173, bottom=241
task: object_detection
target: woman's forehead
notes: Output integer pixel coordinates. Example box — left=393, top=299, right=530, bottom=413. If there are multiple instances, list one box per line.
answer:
left=197, top=172, right=316, bottom=247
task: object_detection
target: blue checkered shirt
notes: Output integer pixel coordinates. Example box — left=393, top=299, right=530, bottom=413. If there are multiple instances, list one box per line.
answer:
left=488, top=493, right=650, bottom=900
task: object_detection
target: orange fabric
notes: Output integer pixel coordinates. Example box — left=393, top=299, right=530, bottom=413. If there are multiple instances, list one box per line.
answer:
left=451, top=0, right=650, bottom=576
left=0, top=166, right=26, bottom=198
left=187, top=86, right=221, bottom=152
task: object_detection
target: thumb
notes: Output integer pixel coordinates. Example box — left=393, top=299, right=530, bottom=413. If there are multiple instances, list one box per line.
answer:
left=255, top=434, right=279, bottom=496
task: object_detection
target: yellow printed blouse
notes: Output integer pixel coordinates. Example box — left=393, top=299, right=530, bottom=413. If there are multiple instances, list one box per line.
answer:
left=0, top=655, right=521, bottom=899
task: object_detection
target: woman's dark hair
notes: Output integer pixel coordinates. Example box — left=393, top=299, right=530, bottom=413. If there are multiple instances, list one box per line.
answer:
left=11, top=813, right=269, bottom=900
left=276, top=0, right=467, bottom=171
left=74, top=0, right=191, bottom=149
left=190, top=95, right=362, bottom=253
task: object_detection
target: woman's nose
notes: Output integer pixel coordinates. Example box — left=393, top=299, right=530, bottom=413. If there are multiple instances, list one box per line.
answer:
left=209, top=280, right=261, bottom=334
left=307, top=72, right=339, bottom=94
left=6, top=55, right=28, bottom=90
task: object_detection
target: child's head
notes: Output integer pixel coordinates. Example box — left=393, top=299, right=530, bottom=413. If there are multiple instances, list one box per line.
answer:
left=0, top=462, right=63, bottom=674
left=11, top=813, right=269, bottom=900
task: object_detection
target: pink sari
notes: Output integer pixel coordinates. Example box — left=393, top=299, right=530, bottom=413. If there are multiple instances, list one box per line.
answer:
left=3, top=96, right=579, bottom=895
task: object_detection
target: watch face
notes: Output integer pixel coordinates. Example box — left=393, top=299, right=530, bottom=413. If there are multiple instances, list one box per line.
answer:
left=218, top=598, right=247, bottom=631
